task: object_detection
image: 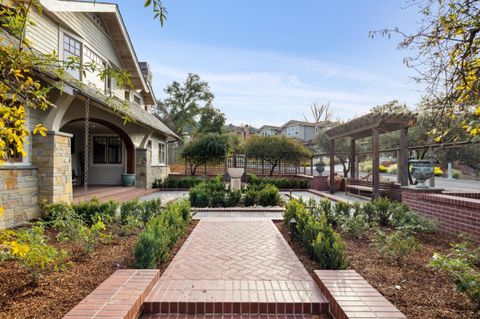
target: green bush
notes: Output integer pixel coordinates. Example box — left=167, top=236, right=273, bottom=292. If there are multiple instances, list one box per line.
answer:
left=134, top=200, right=191, bottom=268
left=372, top=197, right=392, bottom=226
left=312, top=213, right=348, bottom=269
left=372, top=230, right=420, bottom=264
left=387, top=164, right=398, bottom=174
left=390, top=205, right=437, bottom=234
left=430, top=241, right=480, bottom=310
left=340, top=214, right=371, bottom=240
left=71, top=200, right=118, bottom=224
left=244, top=188, right=258, bottom=207
left=227, top=189, right=242, bottom=207
left=361, top=201, right=376, bottom=224
left=189, top=182, right=210, bottom=207
left=248, top=174, right=309, bottom=189
left=257, top=184, right=280, bottom=206
left=452, top=169, right=462, bottom=179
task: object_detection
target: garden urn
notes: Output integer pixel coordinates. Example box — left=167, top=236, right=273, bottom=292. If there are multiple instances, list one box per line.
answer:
left=315, top=162, right=325, bottom=175
left=410, top=159, right=434, bottom=188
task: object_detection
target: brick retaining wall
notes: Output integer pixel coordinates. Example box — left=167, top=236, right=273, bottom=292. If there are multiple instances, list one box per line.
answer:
left=402, top=188, right=480, bottom=239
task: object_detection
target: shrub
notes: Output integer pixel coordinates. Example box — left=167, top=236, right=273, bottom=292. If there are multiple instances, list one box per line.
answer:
left=71, top=200, right=118, bottom=224
left=295, top=205, right=320, bottom=256
left=134, top=200, right=191, bottom=268
left=248, top=174, right=309, bottom=189
left=372, top=230, right=420, bottom=264
left=244, top=188, right=258, bottom=207
left=340, top=214, right=371, bottom=240
left=312, top=213, right=348, bottom=269
left=372, top=197, right=392, bottom=226
left=434, top=166, right=444, bottom=176
left=137, top=199, right=162, bottom=224
left=387, top=164, right=398, bottom=174
left=257, top=184, right=280, bottom=206
left=379, top=164, right=388, bottom=173
left=152, top=178, right=162, bottom=188
left=0, top=224, right=66, bottom=283
left=452, top=169, right=462, bottom=179
left=189, top=182, right=210, bottom=207
left=226, top=189, right=242, bottom=207
left=361, top=201, right=376, bottom=224
left=391, top=205, right=438, bottom=234
left=333, top=201, right=351, bottom=219
left=359, top=161, right=373, bottom=172
left=430, top=241, right=480, bottom=310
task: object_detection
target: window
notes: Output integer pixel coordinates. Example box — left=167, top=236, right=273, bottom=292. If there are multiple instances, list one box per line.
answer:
left=83, top=46, right=106, bottom=91
left=124, top=91, right=130, bottom=101
left=147, top=140, right=152, bottom=149
left=93, top=136, right=122, bottom=164
left=158, top=143, right=166, bottom=164
left=63, top=33, right=82, bottom=79
left=133, top=94, right=142, bottom=105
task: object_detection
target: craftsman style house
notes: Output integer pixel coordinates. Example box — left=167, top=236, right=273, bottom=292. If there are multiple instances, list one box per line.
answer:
left=0, top=0, right=179, bottom=228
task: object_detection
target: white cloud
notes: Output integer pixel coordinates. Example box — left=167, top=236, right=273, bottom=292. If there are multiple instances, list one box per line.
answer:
left=147, top=42, right=421, bottom=126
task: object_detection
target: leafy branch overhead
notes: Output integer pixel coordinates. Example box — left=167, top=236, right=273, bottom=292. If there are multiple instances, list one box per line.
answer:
left=370, top=0, right=480, bottom=141
left=144, top=0, right=168, bottom=26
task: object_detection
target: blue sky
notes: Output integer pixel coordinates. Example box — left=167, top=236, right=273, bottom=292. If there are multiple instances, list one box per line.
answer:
left=114, top=0, right=422, bottom=127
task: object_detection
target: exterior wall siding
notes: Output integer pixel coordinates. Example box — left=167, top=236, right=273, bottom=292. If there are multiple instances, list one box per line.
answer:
left=25, top=8, right=59, bottom=55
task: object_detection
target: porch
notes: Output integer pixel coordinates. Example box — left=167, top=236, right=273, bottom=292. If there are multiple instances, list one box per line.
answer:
left=73, top=186, right=159, bottom=203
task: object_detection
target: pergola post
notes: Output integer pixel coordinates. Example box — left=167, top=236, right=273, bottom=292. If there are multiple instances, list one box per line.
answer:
left=350, top=139, right=356, bottom=181
left=398, top=126, right=409, bottom=186
left=329, top=139, right=335, bottom=194
left=372, top=128, right=380, bottom=199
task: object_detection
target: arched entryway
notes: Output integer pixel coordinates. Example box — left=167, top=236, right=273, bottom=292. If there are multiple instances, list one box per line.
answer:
left=61, top=118, right=135, bottom=185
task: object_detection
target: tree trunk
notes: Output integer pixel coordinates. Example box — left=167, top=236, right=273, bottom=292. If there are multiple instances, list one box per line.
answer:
left=269, top=163, right=278, bottom=176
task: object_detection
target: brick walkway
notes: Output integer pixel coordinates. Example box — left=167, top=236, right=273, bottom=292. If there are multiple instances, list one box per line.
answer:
left=142, top=219, right=328, bottom=316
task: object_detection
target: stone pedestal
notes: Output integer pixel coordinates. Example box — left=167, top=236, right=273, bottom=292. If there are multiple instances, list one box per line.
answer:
left=32, top=132, right=73, bottom=204
left=227, top=168, right=244, bottom=191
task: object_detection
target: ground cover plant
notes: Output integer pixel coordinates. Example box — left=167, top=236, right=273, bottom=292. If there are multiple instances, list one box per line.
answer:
left=278, top=196, right=477, bottom=318
left=0, top=197, right=194, bottom=319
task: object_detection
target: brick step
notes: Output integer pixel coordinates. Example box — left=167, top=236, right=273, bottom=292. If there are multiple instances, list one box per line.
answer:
left=141, top=315, right=330, bottom=319
left=142, top=301, right=328, bottom=315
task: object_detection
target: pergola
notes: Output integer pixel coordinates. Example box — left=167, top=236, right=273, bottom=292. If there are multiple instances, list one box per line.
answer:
left=324, top=112, right=416, bottom=199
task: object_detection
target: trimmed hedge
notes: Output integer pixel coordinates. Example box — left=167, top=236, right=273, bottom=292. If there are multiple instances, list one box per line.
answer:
left=248, top=174, right=309, bottom=189
left=153, top=176, right=206, bottom=189
left=134, top=200, right=191, bottom=268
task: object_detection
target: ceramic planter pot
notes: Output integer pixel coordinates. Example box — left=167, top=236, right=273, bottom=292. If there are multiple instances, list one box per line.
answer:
left=410, top=159, right=434, bottom=188
left=121, top=173, right=136, bottom=187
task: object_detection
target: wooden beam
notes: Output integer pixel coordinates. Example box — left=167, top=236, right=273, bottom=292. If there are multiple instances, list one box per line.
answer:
left=399, top=127, right=409, bottom=186
left=372, top=128, right=380, bottom=199
left=350, top=139, right=356, bottom=180
left=329, top=139, right=335, bottom=194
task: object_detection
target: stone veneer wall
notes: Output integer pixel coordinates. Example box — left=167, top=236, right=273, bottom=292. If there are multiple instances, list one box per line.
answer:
left=402, top=188, right=480, bottom=239
left=32, top=132, right=73, bottom=204
left=136, top=148, right=170, bottom=189
left=0, top=167, right=39, bottom=229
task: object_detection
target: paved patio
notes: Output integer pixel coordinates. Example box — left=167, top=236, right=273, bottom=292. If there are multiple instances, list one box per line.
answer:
left=142, top=218, right=328, bottom=316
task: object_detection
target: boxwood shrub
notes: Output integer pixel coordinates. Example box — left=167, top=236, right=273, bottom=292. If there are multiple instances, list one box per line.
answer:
left=248, top=174, right=309, bottom=189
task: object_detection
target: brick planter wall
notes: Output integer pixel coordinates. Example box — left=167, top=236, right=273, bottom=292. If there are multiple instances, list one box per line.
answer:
left=310, top=176, right=328, bottom=191
left=402, top=188, right=480, bottom=239
left=0, top=167, right=39, bottom=229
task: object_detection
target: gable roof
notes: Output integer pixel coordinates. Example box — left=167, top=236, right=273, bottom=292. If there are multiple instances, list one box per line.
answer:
left=281, top=120, right=317, bottom=128
left=258, top=125, right=281, bottom=131
left=36, top=0, right=155, bottom=104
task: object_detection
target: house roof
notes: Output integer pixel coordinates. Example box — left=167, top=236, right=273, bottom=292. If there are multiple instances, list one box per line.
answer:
left=36, top=0, right=155, bottom=105
left=258, top=125, right=281, bottom=131
left=281, top=120, right=318, bottom=128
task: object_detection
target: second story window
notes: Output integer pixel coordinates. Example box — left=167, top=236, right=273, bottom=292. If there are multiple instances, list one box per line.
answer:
left=133, top=94, right=142, bottom=106
left=63, top=34, right=82, bottom=80
left=84, top=46, right=106, bottom=92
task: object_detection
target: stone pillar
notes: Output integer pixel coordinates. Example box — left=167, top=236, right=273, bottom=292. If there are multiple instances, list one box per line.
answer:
left=32, top=132, right=73, bottom=204
left=135, top=148, right=152, bottom=189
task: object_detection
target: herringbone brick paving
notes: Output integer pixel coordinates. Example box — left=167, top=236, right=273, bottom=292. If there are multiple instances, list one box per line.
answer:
left=143, top=219, right=328, bottom=315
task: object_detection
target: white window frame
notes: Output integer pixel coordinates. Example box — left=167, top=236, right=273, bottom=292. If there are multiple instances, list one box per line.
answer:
left=158, top=142, right=166, bottom=165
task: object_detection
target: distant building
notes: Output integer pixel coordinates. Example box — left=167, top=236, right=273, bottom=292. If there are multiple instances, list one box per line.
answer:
left=226, top=124, right=253, bottom=141
left=258, top=125, right=281, bottom=137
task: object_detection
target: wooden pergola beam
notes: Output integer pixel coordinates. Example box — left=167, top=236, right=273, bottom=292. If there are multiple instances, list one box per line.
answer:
left=372, top=128, right=380, bottom=199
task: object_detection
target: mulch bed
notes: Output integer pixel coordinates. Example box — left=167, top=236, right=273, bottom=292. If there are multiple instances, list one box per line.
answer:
left=275, top=221, right=476, bottom=319
left=0, top=220, right=198, bottom=319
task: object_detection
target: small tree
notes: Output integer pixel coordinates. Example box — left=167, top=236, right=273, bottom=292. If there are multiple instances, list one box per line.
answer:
left=244, top=135, right=312, bottom=176
left=181, top=133, right=231, bottom=176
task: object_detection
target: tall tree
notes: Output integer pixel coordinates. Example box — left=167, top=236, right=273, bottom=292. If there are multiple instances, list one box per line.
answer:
left=197, top=105, right=226, bottom=135
left=245, top=135, right=312, bottom=176
left=371, top=0, right=480, bottom=141
left=153, top=73, right=214, bottom=136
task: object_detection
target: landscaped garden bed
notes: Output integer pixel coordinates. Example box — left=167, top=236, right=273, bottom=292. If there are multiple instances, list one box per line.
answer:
left=0, top=198, right=195, bottom=319
left=276, top=197, right=478, bottom=319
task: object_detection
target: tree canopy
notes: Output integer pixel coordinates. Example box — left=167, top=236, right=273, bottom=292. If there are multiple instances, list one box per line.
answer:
left=244, top=135, right=312, bottom=176
left=153, top=73, right=214, bottom=136
left=181, top=133, right=231, bottom=176
left=197, top=105, right=226, bottom=135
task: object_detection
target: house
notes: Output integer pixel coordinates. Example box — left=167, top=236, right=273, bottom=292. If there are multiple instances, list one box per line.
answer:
left=280, top=120, right=318, bottom=143
left=0, top=0, right=179, bottom=229
left=258, top=125, right=281, bottom=137
left=226, top=124, right=254, bottom=141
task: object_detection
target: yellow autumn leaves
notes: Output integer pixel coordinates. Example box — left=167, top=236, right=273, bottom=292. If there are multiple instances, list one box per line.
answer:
left=2, top=240, right=30, bottom=257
